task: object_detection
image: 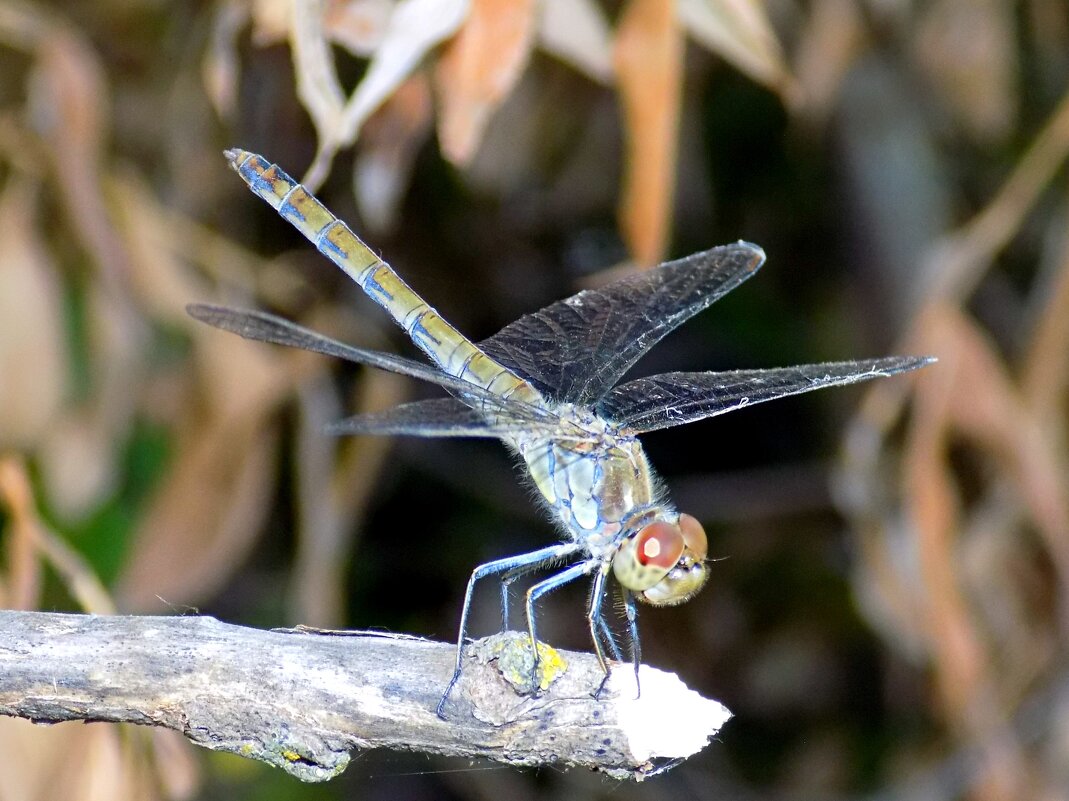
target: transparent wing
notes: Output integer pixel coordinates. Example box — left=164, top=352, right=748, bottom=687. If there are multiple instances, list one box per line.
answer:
left=187, top=303, right=558, bottom=425
left=479, top=242, right=765, bottom=404
left=325, top=397, right=570, bottom=439
left=599, top=356, right=935, bottom=433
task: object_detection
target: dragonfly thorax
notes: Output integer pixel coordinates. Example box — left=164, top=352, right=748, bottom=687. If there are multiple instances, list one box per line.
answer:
left=511, top=405, right=657, bottom=554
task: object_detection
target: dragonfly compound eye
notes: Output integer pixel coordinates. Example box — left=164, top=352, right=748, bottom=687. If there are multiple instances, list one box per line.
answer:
left=612, top=520, right=686, bottom=591
left=677, top=513, right=708, bottom=559
left=627, top=514, right=709, bottom=606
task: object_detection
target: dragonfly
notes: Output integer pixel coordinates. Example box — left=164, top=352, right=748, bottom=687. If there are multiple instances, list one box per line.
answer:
left=189, top=149, right=934, bottom=717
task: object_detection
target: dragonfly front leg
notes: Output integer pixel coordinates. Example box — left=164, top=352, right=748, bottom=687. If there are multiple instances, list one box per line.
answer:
left=589, top=588, right=642, bottom=701
left=594, top=612, right=624, bottom=664
left=437, top=543, right=579, bottom=719
left=524, top=560, right=596, bottom=692
left=585, top=566, right=613, bottom=677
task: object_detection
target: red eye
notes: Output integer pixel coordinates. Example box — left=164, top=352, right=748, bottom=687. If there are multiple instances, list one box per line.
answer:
left=634, top=522, right=685, bottom=569
left=678, top=513, right=708, bottom=559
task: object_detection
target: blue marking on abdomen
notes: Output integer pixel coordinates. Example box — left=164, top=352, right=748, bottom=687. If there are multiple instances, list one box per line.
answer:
left=317, top=225, right=351, bottom=262
left=362, top=271, right=394, bottom=305
left=242, top=159, right=294, bottom=197
left=279, top=197, right=305, bottom=224
left=409, top=312, right=441, bottom=348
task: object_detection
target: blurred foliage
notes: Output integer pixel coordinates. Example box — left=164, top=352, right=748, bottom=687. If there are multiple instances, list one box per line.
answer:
left=1, top=0, right=1069, bottom=800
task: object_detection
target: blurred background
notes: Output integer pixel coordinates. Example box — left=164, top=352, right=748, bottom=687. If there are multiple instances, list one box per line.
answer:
left=1, top=0, right=1068, bottom=799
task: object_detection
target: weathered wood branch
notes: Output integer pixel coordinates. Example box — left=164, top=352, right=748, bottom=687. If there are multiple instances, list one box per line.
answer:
left=0, top=610, right=731, bottom=781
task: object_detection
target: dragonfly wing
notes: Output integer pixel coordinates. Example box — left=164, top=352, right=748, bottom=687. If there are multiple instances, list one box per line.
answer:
left=325, top=397, right=565, bottom=438
left=480, top=242, right=765, bottom=404
left=599, top=356, right=935, bottom=433
left=187, top=303, right=556, bottom=421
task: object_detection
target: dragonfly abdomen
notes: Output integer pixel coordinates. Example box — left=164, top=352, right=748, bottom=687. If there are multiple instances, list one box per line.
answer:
left=225, top=149, right=541, bottom=404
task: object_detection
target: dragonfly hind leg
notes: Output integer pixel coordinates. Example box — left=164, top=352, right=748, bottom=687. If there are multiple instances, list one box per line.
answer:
left=436, top=542, right=580, bottom=719
left=499, top=562, right=541, bottom=632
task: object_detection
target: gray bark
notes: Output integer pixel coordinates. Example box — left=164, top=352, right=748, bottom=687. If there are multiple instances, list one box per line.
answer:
left=0, top=610, right=731, bottom=781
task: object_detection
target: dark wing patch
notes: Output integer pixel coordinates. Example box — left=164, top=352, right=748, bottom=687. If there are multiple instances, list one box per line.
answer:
left=480, top=242, right=765, bottom=404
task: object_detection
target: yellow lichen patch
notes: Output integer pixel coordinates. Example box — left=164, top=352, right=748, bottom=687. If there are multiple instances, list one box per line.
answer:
left=483, top=631, right=568, bottom=693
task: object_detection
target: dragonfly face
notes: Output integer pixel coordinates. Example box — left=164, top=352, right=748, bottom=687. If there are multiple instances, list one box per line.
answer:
left=190, top=149, right=935, bottom=717
left=613, top=512, right=709, bottom=606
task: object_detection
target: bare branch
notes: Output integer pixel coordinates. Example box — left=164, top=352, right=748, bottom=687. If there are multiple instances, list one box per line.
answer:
left=0, top=611, right=731, bottom=781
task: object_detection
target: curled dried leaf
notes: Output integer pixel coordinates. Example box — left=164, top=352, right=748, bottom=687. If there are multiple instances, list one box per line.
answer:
left=325, top=0, right=393, bottom=56
left=203, top=0, right=249, bottom=118
left=435, top=0, right=537, bottom=165
left=304, top=0, right=470, bottom=188
left=353, top=73, right=433, bottom=233
left=678, top=0, right=795, bottom=100
left=0, top=181, right=67, bottom=450
left=613, top=0, right=683, bottom=266
left=537, top=0, right=613, bottom=83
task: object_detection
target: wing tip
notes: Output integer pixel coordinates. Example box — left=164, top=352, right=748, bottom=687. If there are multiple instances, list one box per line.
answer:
left=185, top=302, right=217, bottom=322
left=732, top=240, right=766, bottom=271
left=905, top=354, right=938, bottom=369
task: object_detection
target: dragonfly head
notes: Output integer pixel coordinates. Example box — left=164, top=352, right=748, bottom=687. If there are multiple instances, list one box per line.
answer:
left=612, top=513, right=708, bottom=606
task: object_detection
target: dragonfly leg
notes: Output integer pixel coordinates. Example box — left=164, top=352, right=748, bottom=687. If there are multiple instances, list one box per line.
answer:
left=584, top=567, right=613, bottom=677
left=595, top=613, right=624, bottom=663
left=620, top=591, right=642, bottom=700
left=498, top=559, right=552, bottom=632
left=436, top=543, right=579, bottom=719
left=524, top=560, right=596, bottom=691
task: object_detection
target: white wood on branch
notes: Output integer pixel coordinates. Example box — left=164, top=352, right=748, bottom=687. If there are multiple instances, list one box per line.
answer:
left=0, top=610, right=731, bottom=781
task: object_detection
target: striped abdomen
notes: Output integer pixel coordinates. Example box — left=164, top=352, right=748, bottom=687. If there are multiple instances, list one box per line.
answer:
left=225, top=149, right=541, bottom=405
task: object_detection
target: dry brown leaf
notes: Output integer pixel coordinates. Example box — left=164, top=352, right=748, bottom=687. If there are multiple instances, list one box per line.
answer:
left=36, top=409, right=123, bottom=524
left=29, top=24, right=133, bottom=292
left=0, top=180, right=67, bottom=450
left=203, top=0, right=249, bottom=119
left=353, top=72, right=433, bottom=233
left=37, top=280, right=144, bottom=521
left=291, top=369, right=406, bottom=626
left=1022, top=216, right=1069, bottom=421
left=913, top=0, right=1017, bottom=143
left=0, top=455, right=115, bottom=615
left=0, top=719, right=183, bottom=801
left=304, top=0, right=470, bottom=188
left=325, top=0, right=393, bottom=56
left=292, top=0, right=347, bottom=165
left=117, top=414, right=280, bottom=611
left=678, top=0, right=794, bottom=98
left=115, top=325, right=293, bottom=609
left=59, top=725, right=162, bottom=801
left=537, top=0, right=613, bottom=83
left=904, top=308, right=983, bottom=718
left=150, top=729, right=201, bottom=801
left=24, top=21, right=147, bottom=522
left=925, top=307, right=1069, bottom=596
left=792, top=0, right=866, bottom=121
left=111, top=173, right=216, bottom=326
left=0, top=718, right=84, bottom=801
left=0, top=457, right=43, bottom=610
left=924, top=87, right=1069, bottom=304
left=251, top=0, right=290, bottom=44
left=435, top=0, right=537, bottom=165
left=613, top=0, right=683, bottom=266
